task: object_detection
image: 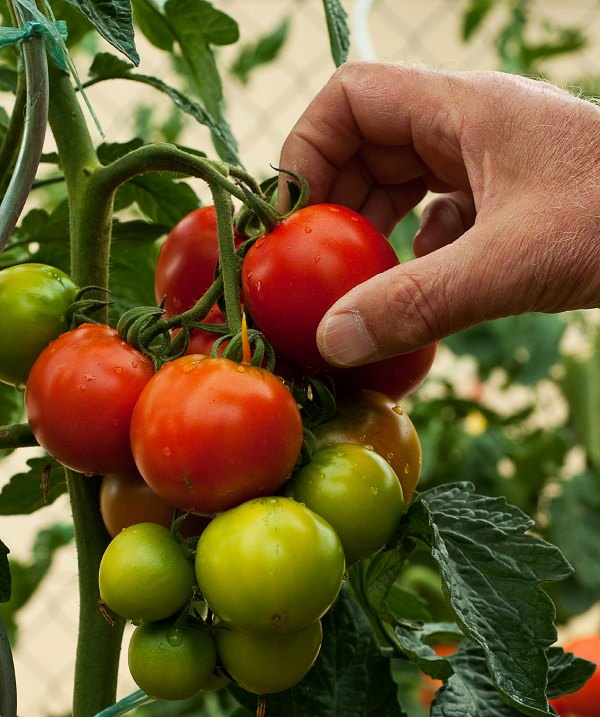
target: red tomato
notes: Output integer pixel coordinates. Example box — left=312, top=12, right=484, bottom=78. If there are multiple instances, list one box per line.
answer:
left=25, top=324, right=154, bottom=475
left=130, top=355, right=304, bottom=515
left=154, top=206, right=243, bottom=318
left=185, top=305, right=228, bottom=356
left=330, top=342, right=438, bottom=401
left=241, top=203, right=399, bottom=371
left=550, top=636, right=600, bottom=717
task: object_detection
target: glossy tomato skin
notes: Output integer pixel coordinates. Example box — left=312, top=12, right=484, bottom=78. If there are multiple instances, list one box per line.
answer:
left=313, top=389, right=422, bottom=503
left=286, top=443, right=405, bottom=564
left=195, top=496, right=345, bottom=634
left=330, top=341, right=438, bottom=401
left=241, top=203, right=399, bottom=371
left=99, top=470, right=211, bottom=538
left=216, top=620, right=322, bottom=694
left=549, top=636, right=600, bottom=717
left=25, top=324, right=154, bottom=475
left=154, top=206, right=243, bottom=318
left=99, top=522, right=196, bottom=622
left=130, top=355, right=304, bottom=515
left=0, top=263, right=78, bottom=387
left=128, top=619, right=217, bottom=700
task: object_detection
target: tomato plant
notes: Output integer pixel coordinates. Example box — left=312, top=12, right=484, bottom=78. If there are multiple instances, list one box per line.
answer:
left=154, top=205, right=243, bottom=318
left=0, top=262, right=78, bottom=387
left=24, top=323, right=154, bottom=475
left=241, top=203, right=399, bottom=371
left=215, top=620, right=323, bottom=694
left=128, top=618, right=217, bottom=700
left=130, top=354, right=303, bottom=515
left=313, top=388, right=422, bottom=503
left=195, top=496, right=345, bottom=633
left=285, top=442, right=405, bottom=564
left=549, top=636, right=600, bottom=717
left=98, top=522, right=196, bottom=622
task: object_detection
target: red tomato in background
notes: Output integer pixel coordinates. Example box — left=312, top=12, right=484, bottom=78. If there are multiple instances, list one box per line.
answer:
left=130, top=355, right=304, bottom=515
left=331, top=341, right=438, bottom=401
left=550, top=636, right=600, bottom=717
left=184, top=305, right=228, bottom=356
left=25, top=324, right=154, bottom=475
left=420, top=643, right=459, bottom=708
left=154, top=206, right=243, bottom=318
left=241, top=203, right=399, bottom=372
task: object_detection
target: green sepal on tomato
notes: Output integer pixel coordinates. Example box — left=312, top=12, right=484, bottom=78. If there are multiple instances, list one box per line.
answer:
left=25, top=323, right=154, bottom=475
left=241, top=203, right=436, bottom=400
left=0, top=262, right=78, bottom=387
left=130, top=355, right=304, bottom=515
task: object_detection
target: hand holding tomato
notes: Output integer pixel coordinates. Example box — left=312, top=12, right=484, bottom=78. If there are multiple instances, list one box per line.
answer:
left=278, top=62, right=600, bottom=363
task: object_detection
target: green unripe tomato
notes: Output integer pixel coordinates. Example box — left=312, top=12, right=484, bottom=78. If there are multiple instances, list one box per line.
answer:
left=195, top=496, right=345, bottom=634
left=216, top=620, right=323, bottom=694
left=286, top=443, right=405, bottom=564
left=0, top=263, right=78, bottom=386
left=99, top=522, right=196, bottom=622
left=128, top=618, right=217, bottom=700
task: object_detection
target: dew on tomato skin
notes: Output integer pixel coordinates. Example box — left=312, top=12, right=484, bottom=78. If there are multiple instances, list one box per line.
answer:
left=237, top=366, right=246, bottom=373
left=163, top=447, right=172, bottom=457
left=392, top=405, right=404, bottom=415
left=15, top=382, right=25, bottom=392
left=167, top=626, right=183, bottom=647
left=403, top=464, right=410, bottom=474
left=304, top=226, right=312, bottom=234
left=370, top=486, right=379, bottom=495
left=84, top=374, right=95, bottom=381
left=113, top=366, right=123, bottom=375
left=131, top=361, right=138, bottom=369
left=386, top=452, right=394, bottom=462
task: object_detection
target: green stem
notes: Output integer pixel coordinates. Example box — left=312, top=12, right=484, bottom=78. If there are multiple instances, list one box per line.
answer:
left=66, top=470, right=125, bottom=717
left=0, top=423, right=37, bottom=450
left=46, top=59, right=123, bottom=717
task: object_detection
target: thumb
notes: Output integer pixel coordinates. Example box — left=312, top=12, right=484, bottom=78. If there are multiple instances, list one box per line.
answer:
left=316, top=219, right=535, bottom=366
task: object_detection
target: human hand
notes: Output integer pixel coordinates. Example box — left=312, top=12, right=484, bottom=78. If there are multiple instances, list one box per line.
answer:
left=277, top=61, right=600, bottom=366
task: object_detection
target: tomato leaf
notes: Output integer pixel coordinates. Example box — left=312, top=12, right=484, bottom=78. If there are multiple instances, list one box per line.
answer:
left=229, top=17, right=290, bottom=85
left=130, top=0, right=174, bottom=52
left=406, top=483, right=572, bottom=716
left=548, top=470, right=600, bottom=591
left=0, top=539, right=10, bottom=602
left=0, top=457, right=67, bottom=515
left=546, top=645, right=597, bottom=700
left=0, top=385, right=24, bottom=446
left=62, top=0, right=139, bottom=64
left=87, top=53, right=240, bottom=165
left=232, top=587, right=406, bottom=716
left=322, top=0, right=350, bottom=67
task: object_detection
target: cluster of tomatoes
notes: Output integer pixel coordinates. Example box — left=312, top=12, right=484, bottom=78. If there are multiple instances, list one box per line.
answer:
left=4, top=201, right=434, bottom=700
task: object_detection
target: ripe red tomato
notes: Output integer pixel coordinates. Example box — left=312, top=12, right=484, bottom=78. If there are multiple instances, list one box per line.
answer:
left=130, top=355, right=304, bottom=515
left=154, top=205, right=243, bottom=318
left=184, top=305, right=228, bottom=356
left=241, top=203, right=399, bottom=371
left=549, top=636, right=600, bottom=717
left=25, top=324, right=154, bottom=475
left=330, top=341, right=438, bottom=401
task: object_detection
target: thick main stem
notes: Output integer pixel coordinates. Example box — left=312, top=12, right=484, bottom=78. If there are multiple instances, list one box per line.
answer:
left=47, top=60, right=124, bottom=717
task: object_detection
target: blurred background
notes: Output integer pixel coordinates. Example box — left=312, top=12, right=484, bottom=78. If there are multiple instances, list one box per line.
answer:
left=2, top=1, right=600, bottom=715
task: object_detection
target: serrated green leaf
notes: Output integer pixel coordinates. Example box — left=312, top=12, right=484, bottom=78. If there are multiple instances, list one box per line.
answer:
left=546, top=645, right=596, bottom=700
left=120, top=176, right=200, bottom=225
left=394, top=622, right=463, bottom=680
left=86, top=53, right=239, bottom=164
left=549, top=471, right=600, bottom=590
left=230, top=17, right=290, bottom=85
left=233, top=588, right=406, bottom=716
left=414, top=483, right=572, bottom=716
left=322, top=0, right=349, bottom=67
left=0, top=539, right=9, bottom=602
left=62, top=0, right=139, bottom=63
left=0, top=457, right=66, bottom=515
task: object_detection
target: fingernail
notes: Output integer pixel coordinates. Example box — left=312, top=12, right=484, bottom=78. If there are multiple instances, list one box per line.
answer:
left=318, top=311, right=377, bottom=366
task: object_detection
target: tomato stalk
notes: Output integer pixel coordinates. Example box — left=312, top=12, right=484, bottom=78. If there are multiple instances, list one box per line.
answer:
left=0, top=423, right=37, bottom=450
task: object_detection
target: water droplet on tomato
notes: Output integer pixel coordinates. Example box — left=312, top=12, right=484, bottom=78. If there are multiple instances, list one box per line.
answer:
left=237, top=366, right=246, bottom=373
left=304, top=226, right=312, bottom=234
left=392, top=405, right=404, bottom=415
left=370, top=486, right=379, bottom=495
left=84, top=374, right=95, bottom=381
left=131, top=361, right=138, bottom=369
left=167, top=626, right=183, bottom=647
left=403, top=464, right=410, bottom=474
left=163, top=447, right=172, bottom=457
left=114, top=366, right=123, bottom=374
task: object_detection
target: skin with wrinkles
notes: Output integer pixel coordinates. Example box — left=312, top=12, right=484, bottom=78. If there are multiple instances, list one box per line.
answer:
left=277, top=61, right=600, bottom=366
